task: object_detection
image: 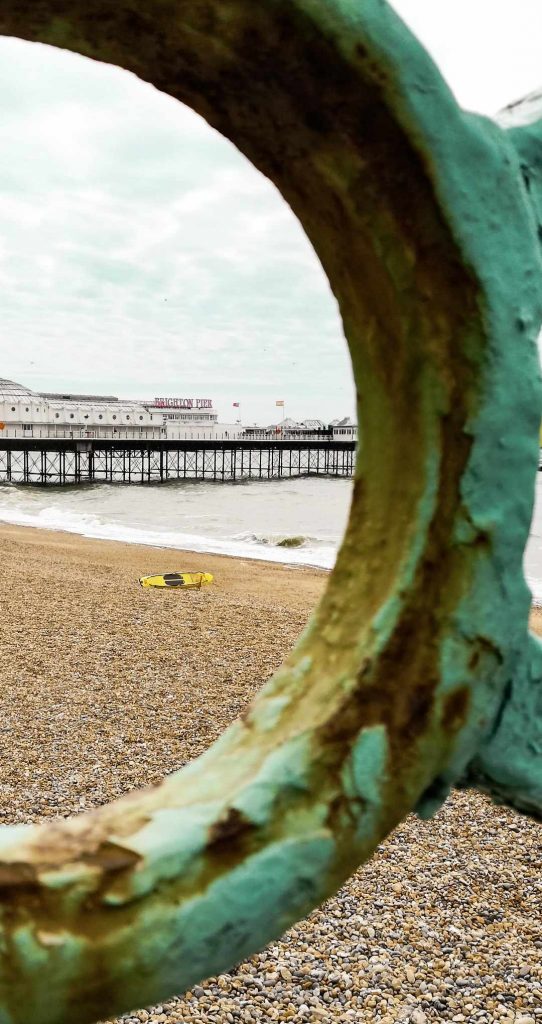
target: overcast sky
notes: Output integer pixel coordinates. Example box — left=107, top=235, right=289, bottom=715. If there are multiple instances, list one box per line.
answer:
left=1, top=1, right=541, bottom=424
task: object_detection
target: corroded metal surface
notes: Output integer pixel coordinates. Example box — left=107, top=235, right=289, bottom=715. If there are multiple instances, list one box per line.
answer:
left=0, top=1, right=540, bottom=1021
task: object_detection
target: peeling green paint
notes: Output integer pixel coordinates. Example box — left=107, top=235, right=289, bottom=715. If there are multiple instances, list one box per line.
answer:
left=0, top=0, right=540, bottom=1020
left=342, top=725, right=388, bottom=809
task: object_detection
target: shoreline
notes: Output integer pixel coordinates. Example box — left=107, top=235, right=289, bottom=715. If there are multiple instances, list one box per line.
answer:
left=0, top=509, right=337, bottom=572
left=0, top=520, right=329, bottom=615
left=0, top=519, right=329, bottom=571
left=2, top=519, right=541, bottom=619
left=0, top=519, right=331, bottom=577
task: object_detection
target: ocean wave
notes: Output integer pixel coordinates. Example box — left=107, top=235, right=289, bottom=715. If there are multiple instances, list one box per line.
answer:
left=0, top=502, right=337, bottom=569
left=230, top=531, right=329, bottom=549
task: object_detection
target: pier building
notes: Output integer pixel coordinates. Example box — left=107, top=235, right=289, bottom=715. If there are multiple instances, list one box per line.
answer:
left=0, top=379, right=241, bottom=441
left=243, top=418, right=358, bottom=441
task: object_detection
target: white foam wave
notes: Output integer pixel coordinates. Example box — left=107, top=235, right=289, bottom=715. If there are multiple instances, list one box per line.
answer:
left=230, top=530, right=329, bottom=548
left=0, top=502, right=337, bottom=569
left=525, top=574, right=542, bottom=607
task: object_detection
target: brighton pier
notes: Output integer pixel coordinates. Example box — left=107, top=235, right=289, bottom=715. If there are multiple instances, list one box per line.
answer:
left=0, top=377, right=357, bottom=483
left=0, top=437, right=356, bottom=485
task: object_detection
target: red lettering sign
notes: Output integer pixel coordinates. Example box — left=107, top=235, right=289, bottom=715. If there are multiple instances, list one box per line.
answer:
left=153, top=398, right=212, bottom=409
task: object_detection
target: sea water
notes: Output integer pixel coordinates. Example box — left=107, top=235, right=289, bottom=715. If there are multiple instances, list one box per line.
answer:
left=0, top=477, right=352, bottom=570
left=2, top=474, right=542, bottom=600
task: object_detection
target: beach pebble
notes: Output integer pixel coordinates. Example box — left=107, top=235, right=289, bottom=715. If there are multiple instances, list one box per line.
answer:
left=0, top=530, right=539, bottom=1024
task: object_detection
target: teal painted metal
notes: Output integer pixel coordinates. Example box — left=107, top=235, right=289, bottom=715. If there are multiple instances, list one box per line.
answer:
left=0, top=1, right=539, bottom=1021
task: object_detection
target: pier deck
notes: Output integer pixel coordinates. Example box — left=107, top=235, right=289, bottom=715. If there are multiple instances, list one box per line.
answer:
left=0, top=438, right=356, bottom=485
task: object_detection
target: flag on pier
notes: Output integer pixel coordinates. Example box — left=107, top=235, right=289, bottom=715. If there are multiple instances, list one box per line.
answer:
left=276, top=400, right=284, bottom=407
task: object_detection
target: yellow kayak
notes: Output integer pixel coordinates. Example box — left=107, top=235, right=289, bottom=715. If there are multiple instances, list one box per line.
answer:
left=139, top=572, right=213, bottom=589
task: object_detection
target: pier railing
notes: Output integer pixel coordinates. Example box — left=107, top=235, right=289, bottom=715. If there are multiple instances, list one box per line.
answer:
left=0, top=428, right=343, bottom=442
left=0, top=438, right=356, bottom=485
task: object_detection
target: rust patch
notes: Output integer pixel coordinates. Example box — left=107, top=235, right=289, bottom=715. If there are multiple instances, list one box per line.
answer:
left=0, top=860, right=40, bottom=909
left=441, top=686, right=470, bottom=733
left=325, top=791, right=366, bottom=836
left=167, top=807, right=262, bottom=897
left=208, top=807, right=255, bottom=846
left=0, top=861, right=42, bottom=914
left=468, top=634, right=503, bottom=673
left=0, top=861, right=39, bottom=890
left=81, top=841, right=142, bottom=875
left=469, top=649, right=481, bottom=671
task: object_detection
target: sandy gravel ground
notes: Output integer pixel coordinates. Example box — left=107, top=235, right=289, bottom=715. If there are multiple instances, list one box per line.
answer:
left=0, top=524, right=540, bottom=1024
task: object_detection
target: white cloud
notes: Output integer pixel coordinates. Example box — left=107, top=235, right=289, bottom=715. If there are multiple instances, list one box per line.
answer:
left=390, top=0, right=542, bottom=113
left=0, top=36, right=352, bottom=423
left=1, top=3, right=541, bottom=422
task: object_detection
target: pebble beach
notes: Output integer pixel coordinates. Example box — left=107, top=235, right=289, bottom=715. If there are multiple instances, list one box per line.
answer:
left=0, top=523, right=540, bottom=1024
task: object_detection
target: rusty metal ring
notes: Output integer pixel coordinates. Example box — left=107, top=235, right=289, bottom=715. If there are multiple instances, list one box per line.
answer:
left=0, top=2, right=540, bottom=1021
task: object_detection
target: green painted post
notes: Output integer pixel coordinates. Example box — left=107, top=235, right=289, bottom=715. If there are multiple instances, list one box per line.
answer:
left=0, top=1, right=539, bottom=1021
